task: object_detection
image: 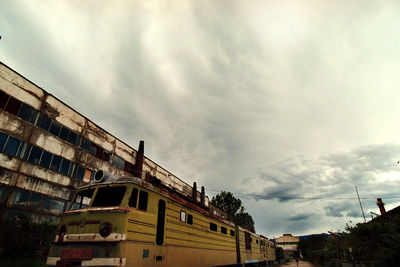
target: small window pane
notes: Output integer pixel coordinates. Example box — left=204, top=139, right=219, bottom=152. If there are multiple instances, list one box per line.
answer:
left=180, top=211, right=186, bottom=222
left=74, top=165, right=85, bottom=180
left=50, top=155, right=62, bottom=172
left=29, top=109, right=38, bottom=124
left=210, top=222, right=217, bottom=232
left=16, top=142, right=26, bottom=158
left=36, top=113, right=52, bottom=131
left=59, top=159, right=72, bottom=176
left=22, top=144, right=32, bottom=161
left=0, top=132, right=7, bottom=150
left=39, top=150, right=52, bottom=169
left=28, top=146, right=42, bottom=165
left=128, top=188, right=138, bottom=207
left=9, top=188, right=30, bottom=208
left=59, top=127, right=70, bottom=141
left=17, top=104, right=34, bottom=122
left=80, top=138, right=91, bottom=151
left=187, top=214, right=193, bottom=225
left=230, top=230, right=235, bottom=237
left=112, top=155, right=125, bottom=169
left=102, top=151, right=111, bottom=162
left=221, top=226, right=227, bottom=234
left=4, top=97, right=22, bottom=115
left=49, top=120, right=61, bottom=136
left=3, top=136, right=21, bottom=156
left=0, top=91, right=9, bottom=109
left=68, top=131, right=79, bottom=146
left=138, top=191, right=148, bottom=211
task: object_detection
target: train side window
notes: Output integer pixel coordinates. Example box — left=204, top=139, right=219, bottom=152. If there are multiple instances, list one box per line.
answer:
left=245, top=232, right=252, bottom=250
left=129, top=188, right=138, bottom=208
left=138, top=190, right=148, bottom=211
left=180, top=211, right=186, bottom=222
left=210, top=222, right=217, bottom=232
left=187, top=214, right=193, bottom=225
left=71, top=189, right=94, bottom=210
left=230, top=230, right=235, bottom=236
left=221, top=226, right=227, bottom=234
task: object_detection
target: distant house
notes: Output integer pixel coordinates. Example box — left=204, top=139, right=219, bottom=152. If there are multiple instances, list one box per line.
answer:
left=275, top=234, right=300, bottom=257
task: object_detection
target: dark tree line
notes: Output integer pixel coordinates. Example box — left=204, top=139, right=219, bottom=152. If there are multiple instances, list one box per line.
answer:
left=211, top=191, right=255, bottom=232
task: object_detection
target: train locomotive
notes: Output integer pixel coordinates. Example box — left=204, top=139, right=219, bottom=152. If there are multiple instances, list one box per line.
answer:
left=46, top=169, right=276, bottom=267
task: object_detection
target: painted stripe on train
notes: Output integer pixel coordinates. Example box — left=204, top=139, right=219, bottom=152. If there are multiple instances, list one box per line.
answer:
left=46, top=257, right=126, bottom=266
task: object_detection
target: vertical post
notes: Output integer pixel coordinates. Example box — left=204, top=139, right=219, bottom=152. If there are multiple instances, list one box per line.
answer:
left=355, top=186, right=366, bottom=223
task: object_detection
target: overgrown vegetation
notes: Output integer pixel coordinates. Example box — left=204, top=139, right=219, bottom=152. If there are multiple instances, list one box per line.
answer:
left=211, top=191, right=255, bottom=232
left=298, top=218, right=400, bottom=267
left=0, top=214, right=57, bottom=261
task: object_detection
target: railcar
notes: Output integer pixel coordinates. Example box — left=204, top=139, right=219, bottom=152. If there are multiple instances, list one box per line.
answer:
left=46, top=170, right=275, bottom=267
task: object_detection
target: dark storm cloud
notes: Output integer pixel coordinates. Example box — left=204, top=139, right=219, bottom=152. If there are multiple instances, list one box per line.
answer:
left=288, top=213, right=313, bottom=221
left=2, top=0, right=400, bottom=237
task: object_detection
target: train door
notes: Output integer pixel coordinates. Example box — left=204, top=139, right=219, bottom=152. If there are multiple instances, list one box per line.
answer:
left=156, top=199, right=166, bottom=245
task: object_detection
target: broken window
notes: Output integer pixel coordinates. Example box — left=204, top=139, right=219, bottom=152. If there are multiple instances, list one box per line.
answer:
left=0, top=91, right=9, bottom=109
left=92, top=186, right=126, bottom=207
left=36, top=113, right=52, bottom=131
left=4, top=97, right=22, bottom=115
left=3, top=136, right=21, bottom=157
left=39, top=150, right=52, bottom=169
left=50, top=155, right=62, bottom=172
left=59, top=126, right=70, bottom=142
left=210, top=222, right=217, bottom=232
left=138, top=190, right=148, bottom=211
left=18, top=103, right=37, bottom=123
left=0, top=132, right=7, bottom=150
left=111, top=155, right=125, bottom=169
left=49, top=120, right=62, bottom=136
left=67, top=131, right=79, bottom=146
left=71, top=189, right=94, bottom=210
left=180, top=211, right=186, bottom=223
left=28, top=146, right=43, bottom=165
left=128, top=188, right=138, bottom=207
left=59, top=159, right=72, bottom=176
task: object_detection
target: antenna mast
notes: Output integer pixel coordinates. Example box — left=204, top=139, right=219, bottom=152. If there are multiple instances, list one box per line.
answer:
left=355, top=186, right=366, bottom=223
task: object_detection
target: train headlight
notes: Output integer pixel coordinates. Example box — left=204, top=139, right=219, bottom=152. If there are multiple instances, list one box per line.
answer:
left=99, top=222, right=112, bottom=237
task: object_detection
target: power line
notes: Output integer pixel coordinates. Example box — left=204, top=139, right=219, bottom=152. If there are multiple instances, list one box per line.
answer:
left=206, top=188, right=400, bottom=200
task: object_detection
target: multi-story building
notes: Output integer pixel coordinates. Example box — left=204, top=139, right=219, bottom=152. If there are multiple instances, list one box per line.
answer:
left=0, top=61, right=209, bottom=225
left=275, top=234, right=300, bottom=257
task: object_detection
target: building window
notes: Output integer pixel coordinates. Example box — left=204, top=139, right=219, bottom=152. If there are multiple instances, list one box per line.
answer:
left=187, top=214, right=193, bottom=225
left=4, top=97, right=22, bottom=115
left=49, top=120, right=62, bottom=136
left=210, top=222, right=217, bottom=232
left=59, top=159, right=73, bottom=176
left=27, top=146, right=43, bottom=165
left=50, top=155, right=62, bottom=172
left=180, top=211, right=186, bottom=222
left=36, top=113, right=52, bottom=131
left=138, top=190, right=148, bottom=211
left=0, top=90, right=9, bottom=109
left=17, top=103, right=37, bottom=123
left=39, top=150, right=52, bottom=169
left=67, top=131, right=79, bottom=146
left=111, top=155, right=125, bottom=169
left=2, top=136, right=21, bottom=157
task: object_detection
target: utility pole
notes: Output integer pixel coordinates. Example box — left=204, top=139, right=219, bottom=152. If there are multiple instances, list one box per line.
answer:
left=355, top=186, right=366, bottom=223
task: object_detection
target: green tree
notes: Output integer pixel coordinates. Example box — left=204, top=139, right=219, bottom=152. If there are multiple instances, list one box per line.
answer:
left=211, top=191, right=255, bottom=232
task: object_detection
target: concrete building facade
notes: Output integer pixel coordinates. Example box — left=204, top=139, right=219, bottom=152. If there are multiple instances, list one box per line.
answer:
left=275, top=234, right=300, bottom=257
left=0, top=62, right=209, bottom=224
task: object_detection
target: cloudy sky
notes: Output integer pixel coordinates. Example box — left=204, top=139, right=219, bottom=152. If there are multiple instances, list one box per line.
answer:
left=2, top=0, right=400, bottom=237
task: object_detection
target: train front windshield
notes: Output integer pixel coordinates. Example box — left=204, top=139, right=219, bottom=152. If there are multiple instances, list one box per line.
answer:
left=70, top=186, right=127, bottom=210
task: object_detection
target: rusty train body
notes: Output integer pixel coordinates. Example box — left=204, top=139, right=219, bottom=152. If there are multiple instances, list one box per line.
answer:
left=46, top=170, right=276, bottom=267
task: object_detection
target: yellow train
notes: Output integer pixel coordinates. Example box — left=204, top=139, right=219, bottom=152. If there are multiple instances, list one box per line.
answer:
left=46, top=170, right=276, bottom=267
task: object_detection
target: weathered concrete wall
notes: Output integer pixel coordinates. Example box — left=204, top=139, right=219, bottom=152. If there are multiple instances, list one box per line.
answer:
left=0, top=61, right=210, bottom=220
